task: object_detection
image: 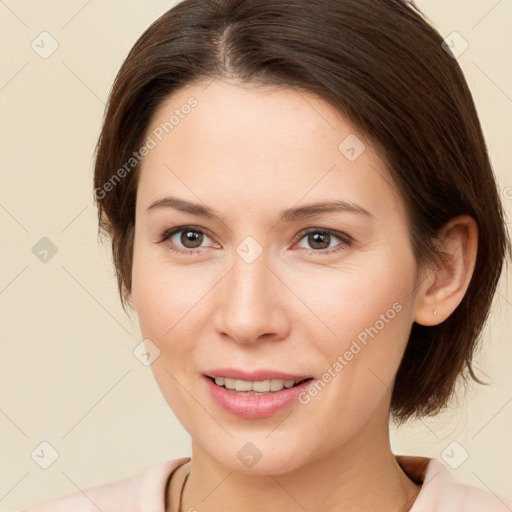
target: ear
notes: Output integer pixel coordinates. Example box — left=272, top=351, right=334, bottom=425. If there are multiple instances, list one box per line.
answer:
left=413, top=215, right=478, bottom=326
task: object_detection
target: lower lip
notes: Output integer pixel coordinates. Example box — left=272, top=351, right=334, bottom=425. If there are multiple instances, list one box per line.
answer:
left=204, top=376, right=313, bottom=419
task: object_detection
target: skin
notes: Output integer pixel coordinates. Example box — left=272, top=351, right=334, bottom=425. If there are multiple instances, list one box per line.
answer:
left=129, top=79, right=478, bottom=512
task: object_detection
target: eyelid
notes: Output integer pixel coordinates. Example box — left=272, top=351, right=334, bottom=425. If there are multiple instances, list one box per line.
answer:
left=156, top=225, right=218, bottom=255
left=292, top=227, right=353, bottom=253
left=156, top=225, right=353, bottom=255
left=156, top=225, right=213, bottom=243
left=294, top=226, right=352, bottom=243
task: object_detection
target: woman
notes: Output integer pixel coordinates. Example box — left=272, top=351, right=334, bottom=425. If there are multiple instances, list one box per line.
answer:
left=22, top=0, right=511, bottom=510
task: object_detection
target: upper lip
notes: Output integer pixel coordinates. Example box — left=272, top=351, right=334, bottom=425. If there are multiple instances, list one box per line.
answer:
left=204, top=368, right=313, bottom=381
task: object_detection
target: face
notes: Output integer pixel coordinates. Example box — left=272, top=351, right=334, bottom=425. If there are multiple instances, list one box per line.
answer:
left=131, top=79, right=423, bottom=474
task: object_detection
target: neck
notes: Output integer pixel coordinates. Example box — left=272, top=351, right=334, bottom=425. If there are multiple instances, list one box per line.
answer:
left=176, top=409, right=421, bottom=512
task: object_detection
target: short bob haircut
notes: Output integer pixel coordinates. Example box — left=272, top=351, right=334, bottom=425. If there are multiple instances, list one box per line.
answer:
left=93, top=0, right=510, bottom=423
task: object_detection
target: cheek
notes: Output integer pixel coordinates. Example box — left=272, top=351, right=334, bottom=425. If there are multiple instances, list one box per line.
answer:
left=131, top=244, right=214, bottom=340
left=287, top=252, right=417, bottom=412
left=285, top=253, right=415, bottom=349
left=132, top=260, right=205, bottom=430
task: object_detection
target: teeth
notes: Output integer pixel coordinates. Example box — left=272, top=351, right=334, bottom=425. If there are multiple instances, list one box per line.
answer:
left=213, top=377, right=303, bottom=393
left=270, top=379, right=283, bottom=391
left=225, top=377, right=236, bottom=389
left=252, top=380, right=271, bottom=392
left=234, top=379, right=253, bottom=391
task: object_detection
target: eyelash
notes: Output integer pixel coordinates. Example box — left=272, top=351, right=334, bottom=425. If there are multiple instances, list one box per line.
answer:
left=156, top=225, right=353, bottom=256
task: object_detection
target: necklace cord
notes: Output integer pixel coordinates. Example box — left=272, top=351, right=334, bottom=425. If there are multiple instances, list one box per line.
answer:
left=178, top=471, right=190, bottom=512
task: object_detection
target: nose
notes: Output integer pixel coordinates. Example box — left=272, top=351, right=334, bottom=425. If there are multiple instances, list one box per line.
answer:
left=213, top=252, right=291, bottom=345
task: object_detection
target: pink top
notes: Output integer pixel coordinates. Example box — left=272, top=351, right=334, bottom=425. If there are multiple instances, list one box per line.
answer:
left=18, top=455, right=512, bottom=512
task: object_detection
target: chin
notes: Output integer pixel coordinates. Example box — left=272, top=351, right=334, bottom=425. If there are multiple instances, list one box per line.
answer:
left=193, top=431, right=313, bottom=476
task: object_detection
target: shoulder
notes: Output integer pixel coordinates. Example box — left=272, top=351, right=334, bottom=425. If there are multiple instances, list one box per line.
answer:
left=19, top=457, right=190, bottom=512
left=399, top=455, right=512, bottom=512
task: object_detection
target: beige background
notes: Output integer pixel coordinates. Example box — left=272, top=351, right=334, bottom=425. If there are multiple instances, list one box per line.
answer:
left=0, top=0, right=511, bottom=509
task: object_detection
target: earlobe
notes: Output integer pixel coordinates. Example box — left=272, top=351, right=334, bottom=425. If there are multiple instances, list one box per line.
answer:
left=413, top=215, right=478, bottom=326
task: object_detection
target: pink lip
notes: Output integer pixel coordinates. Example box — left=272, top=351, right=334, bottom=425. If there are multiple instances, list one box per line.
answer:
left=203, top=372, right=313, bottom=419
left=204, top=368, right=311, bottom=381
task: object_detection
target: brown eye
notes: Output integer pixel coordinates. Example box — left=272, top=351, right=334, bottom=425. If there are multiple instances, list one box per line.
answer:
left=156, top=226, right=218, bottom=255
left=295, top=228, right=352, bottom=255
left=180, top=230, right=204, bottom=249
left=307, top=232, right=331, bottom=250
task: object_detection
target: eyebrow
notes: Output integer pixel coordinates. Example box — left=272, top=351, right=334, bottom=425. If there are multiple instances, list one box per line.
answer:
left=145, top=196, right=374, bottom=222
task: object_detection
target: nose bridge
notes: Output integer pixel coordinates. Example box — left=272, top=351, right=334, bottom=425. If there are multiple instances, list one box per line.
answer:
left=214, top=244, right=288, bottom=343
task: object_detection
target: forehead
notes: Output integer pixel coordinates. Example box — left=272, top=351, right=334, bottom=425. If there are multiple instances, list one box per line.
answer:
left=136, top=79, right=401, bottom=220
left=144, top=79, right=358, bottom=163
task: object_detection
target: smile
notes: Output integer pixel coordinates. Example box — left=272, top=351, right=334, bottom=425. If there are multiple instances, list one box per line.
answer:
left=203, top=370, right=315, bottom=419
left=212, top=376, right=309, bottom=394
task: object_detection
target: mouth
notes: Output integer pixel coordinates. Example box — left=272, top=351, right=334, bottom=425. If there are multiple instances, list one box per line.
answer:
left=203, top=369, right=315, bottom=419
left=206, top=375, right=313, bottom=395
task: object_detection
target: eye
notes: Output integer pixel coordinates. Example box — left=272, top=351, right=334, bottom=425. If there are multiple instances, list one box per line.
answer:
left=294, top=228, right=352, bottom=255
left=156, top=225, right=352, bottom=256
left=156, top=226, right=219, bottom=255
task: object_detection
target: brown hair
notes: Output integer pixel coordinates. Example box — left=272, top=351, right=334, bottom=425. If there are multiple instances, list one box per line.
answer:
left=93, top=0, right=510, bottom=423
